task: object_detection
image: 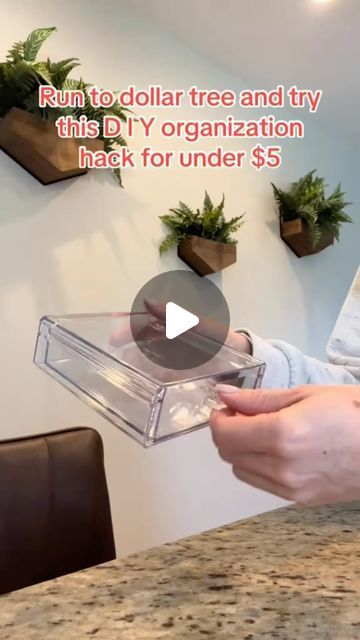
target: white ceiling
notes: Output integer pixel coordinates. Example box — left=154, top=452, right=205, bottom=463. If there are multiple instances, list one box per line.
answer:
left=125, top=0, right=360, bottom=144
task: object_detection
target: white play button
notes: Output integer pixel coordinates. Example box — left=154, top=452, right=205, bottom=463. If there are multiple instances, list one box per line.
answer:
left=131, top=271, right=230, bottom=369
left=165, top=302, right=199, bottom=340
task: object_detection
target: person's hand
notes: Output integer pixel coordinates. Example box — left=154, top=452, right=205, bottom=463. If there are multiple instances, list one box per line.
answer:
left=110, top=300, right=252, bottom=354
left=210, top=384, right=360, bottom=506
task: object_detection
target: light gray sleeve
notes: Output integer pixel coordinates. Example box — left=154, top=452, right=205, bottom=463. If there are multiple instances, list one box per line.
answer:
left=246, top=332, right=359, bottom=388
left=326, top=267, right=360, bottom=380
left=236, top=267, right=360, bottom=388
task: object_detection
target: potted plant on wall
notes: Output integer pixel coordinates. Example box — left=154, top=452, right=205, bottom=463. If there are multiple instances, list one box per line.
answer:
left=0, top=27, right=128, bottom=186
left=159, top=192, right=245, bottom=276
left=272, top=170, right=352, bottom=258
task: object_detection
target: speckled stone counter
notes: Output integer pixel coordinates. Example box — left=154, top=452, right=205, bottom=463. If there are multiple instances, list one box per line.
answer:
left=1, top=502, right=360, bottom=640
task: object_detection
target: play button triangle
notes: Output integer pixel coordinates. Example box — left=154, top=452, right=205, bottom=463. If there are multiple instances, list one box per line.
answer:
left=165, top=302, right=199, bottom=340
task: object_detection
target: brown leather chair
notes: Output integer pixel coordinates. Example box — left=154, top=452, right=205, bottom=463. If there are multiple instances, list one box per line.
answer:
left=0, top=428, right=116, bottom=595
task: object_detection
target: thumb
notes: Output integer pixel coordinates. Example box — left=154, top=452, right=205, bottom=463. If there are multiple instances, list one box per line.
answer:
left=144, top=299, right=166, bottom=321
left=216, top=385, right=305, bottom=415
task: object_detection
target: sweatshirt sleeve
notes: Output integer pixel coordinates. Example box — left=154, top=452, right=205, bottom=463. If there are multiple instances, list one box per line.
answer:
left=326, top=267, right=360, bottom=378
left=241, top=332, right=359, bottom=388
left=236, top=268, right=360, bottom=388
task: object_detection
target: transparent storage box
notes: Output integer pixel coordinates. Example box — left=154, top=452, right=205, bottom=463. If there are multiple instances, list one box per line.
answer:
left=34, top=313, right=265, bottom=447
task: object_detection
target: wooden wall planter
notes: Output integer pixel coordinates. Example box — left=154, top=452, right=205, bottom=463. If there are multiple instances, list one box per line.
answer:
left=177, top=236, right=237, bottom=276
left=0, top=107, right=103, bottom=185
left=280, top=218, right=334, bottom=258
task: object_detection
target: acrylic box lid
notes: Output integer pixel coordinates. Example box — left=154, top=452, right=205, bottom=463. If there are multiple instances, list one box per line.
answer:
left=34, top=313, right=265, bottom=447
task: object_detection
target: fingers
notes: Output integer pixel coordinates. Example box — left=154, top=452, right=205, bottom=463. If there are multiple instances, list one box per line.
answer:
left=109, top=316, right=133, bottom=346
left=232, top=463, right=318, bottom=504
left=215, top=386, right=306, bottom=415
left=210, top=409, right=283, bottom=454
left=232, top=467, right=294, bottom=501
left=212, top=384, right=360, bottom=506
left=225, top=452, right=305, bottom=489
left=144, top=299, right=166, bottom=321
left=215, top=384, right=356, bottom=415
left=110, top=301, right=164, bottom=346
left=145, top=300, right=229, bottom=343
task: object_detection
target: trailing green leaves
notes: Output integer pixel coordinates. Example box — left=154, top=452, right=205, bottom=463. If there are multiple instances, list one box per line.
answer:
left=272, top=170, right=352, bottom=248
left=159, top=192, right=245, bottom=254
left=23, top=27, right=57, bottom=62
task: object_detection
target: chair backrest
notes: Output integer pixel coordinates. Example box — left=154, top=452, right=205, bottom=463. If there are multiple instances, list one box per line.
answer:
left=0, top=427, right=115, bottom=595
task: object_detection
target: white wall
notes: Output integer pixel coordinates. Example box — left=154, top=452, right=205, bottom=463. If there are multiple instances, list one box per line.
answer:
left=0, top=0, right=359, bottom=556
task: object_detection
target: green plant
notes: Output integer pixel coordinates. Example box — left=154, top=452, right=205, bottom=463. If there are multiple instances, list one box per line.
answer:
left=0, top=27, right=129, bottom=186
left=159, top=192, right=245, bottom=254
left=272, top=170, right=352, bottom=247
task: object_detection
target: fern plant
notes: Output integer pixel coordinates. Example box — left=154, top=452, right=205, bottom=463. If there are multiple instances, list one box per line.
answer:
left=0, top=27, right=67, bottom=118
left=272, top=170, right=352, bottom=248
left=159, top=192, right=245, bottom=254
left=0, top=27, right=129, bottom=186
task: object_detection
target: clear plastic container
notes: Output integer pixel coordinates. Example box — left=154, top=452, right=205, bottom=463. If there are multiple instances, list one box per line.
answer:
left=34, top=313, right=265, bottom=447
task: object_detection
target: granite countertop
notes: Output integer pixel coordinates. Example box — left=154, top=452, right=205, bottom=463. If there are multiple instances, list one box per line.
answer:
left=1, top=502, right=360, bottom=639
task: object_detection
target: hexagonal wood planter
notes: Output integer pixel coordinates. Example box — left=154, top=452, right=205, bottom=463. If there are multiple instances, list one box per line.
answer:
left=0, top=107, right=103, bottom=185
left=280, top=218, right=334, bottom=258
left=177, top=236, right=237, bottom=276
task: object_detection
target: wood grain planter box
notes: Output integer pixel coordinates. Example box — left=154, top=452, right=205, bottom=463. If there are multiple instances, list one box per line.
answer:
left=0, top=107, right=103, bottom=185
left=178, top=236, right=237, bottom=276
left=280, top=218, right=334, bottom=258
